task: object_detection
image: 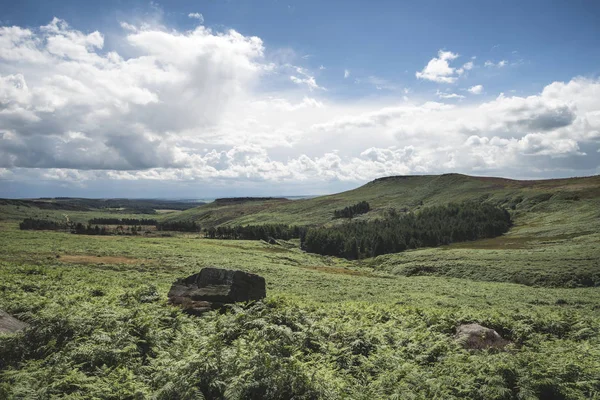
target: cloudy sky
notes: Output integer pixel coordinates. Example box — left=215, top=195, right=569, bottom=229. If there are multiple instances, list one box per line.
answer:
left=1, top=0, right=599, bottom=198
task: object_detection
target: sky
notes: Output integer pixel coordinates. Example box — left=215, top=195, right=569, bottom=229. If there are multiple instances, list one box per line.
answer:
left=0, top=0, right=599, bottom=198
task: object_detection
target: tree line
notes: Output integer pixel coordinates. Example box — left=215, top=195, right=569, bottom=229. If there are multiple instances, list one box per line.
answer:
left=19, top=218, right=196, bottom=234
left=303, top=202, right=512, bottom=259
left=155, top=221, right=201, bottom=232
left=88, top=218, right=158, bottom=225
left=333, top=201, right=370, bottom=218
left=204, top=224, right=303, bottom=241
left=19, top=218, right=65, bottom=231
left=72, top=223, right=144, bottom=235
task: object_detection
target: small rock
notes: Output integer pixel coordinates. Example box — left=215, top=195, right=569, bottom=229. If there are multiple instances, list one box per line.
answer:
left=168, top=267, right=266, bottom=315
left=0, top=310, right=29, bottom=334
left=455, top=323, right=509, bottom=350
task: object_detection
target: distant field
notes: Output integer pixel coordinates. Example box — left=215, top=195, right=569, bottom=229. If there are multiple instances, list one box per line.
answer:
left=0, top=198, right=205, bottom=222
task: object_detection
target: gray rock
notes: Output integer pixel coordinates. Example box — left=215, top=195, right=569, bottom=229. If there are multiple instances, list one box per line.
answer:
left=168, top=267, right=266, bottom=315
left=455, top=323, right=509, bottom=350
left=0, top=310, right=29, bottom=334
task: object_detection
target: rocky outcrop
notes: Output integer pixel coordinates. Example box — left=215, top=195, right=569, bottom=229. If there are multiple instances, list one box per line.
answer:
left=0, top=310, right=29, bottom=334
left=455, top=323, right=509, bottom=350
left=168, top=267, right=266, bottom=315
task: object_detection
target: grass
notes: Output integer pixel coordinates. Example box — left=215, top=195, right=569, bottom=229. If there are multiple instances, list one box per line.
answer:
left=0, top=204, right=162, bottom=225
left=163, top=174, right=600, bottom=228
left=1, top=174, right=600, bottom=398
left=1, top=221, right=600, bottom=398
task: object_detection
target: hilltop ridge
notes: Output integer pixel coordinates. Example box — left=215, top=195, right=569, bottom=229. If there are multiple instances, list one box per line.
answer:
left=163, top=173, right=600, bottom=228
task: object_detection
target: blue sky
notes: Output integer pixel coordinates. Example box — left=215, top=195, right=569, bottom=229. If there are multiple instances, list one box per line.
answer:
left=0, top=0, right=599, bottom=197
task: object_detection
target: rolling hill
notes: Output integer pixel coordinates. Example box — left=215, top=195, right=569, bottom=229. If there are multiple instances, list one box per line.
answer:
left=163, top=173, right=600, bottom=287
left=163, top=173, right=600, bottom=232
left=1, top=174, right=600, bottom=397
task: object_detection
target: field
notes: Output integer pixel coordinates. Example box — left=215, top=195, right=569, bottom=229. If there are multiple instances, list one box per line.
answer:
left=1, top=174, right=600, bottom=399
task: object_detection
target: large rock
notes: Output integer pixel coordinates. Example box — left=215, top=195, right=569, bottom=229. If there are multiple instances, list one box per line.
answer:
left=0, top=310, right=29, bottom=334
left=168, top=267, right=266, bottom=315
left=455, top=323, right=509, bottom=350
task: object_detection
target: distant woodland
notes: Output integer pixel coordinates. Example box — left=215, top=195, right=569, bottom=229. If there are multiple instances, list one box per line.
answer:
left=303, top=202, right=511, bottom=259
left=333, top=201, right=370, bottom=218
left=204, top=224, right=303, bottom=241
left=19, top=202, right=511, bottom=258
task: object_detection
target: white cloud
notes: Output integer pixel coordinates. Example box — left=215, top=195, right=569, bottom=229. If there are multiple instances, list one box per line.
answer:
left=485, top=60, right=507, bottom=68
left=468, top=85, right=483, bottom=95
left=462, top=61, right=474, bottom=70
left=188, top=13, right=204, bottom=23
left=436, top=90, right=464, bottom=99
left=119, top=22, right=138, bottom=32
left=416, top=50, right=461, bottom=83
left=289, top=66, right=324, bottom=91
left=0, top=19, right=598, bottom=192
left=344, top=69, right=350, bottom=79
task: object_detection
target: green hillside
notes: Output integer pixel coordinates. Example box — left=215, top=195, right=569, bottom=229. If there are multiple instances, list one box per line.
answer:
left=163, top=174, right=600, bottom=287
left=1, top=174, right=600, bottom=398
left=164, top=173, right=600, bottom=230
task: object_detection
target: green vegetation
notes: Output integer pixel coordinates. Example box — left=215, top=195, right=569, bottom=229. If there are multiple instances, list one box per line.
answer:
left=333, top=200, right=370, bottom=219
left=303, top=202, right=511, bottom=259
left=88, top=218, right=158, bottom=226
left=205, top=224, right=303, bottom=241
left=19, top=218, right=65, bottom=231
left=1, top=225, right=600, bottom=399
left=1, top=174, right=599, bottom=398
left=162, top=174, right=600, bottom=227
left=155, top=221, right=201, bottom=233
left=0, top=198, right=204, bottom=214
left=161, top=173, right=600, bottom=287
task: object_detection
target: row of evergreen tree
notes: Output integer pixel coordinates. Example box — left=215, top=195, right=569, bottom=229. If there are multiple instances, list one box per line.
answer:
left=72, top=223, right=145, bottom=235
left=204, top=224, right=303, bottom=241
left=333, top=201, right=370, bottom=218
left=155, top=221, right=201, bottom=232
left=19, top=218, right=65, bottom=231
left=88, top=218, right=158, bottom=225
left=303, top=202, right=511, bottom=259
left=19, top=218, right=196, bottom=234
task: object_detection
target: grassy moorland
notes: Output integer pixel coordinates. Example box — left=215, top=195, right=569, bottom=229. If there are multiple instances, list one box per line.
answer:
left=0, top=174, right=599, bottom=399
left=166, top=173, right=600, bottom=287
left=163, top=174, right=600, bottom=227
left=0, top=198, right=203, bottom=225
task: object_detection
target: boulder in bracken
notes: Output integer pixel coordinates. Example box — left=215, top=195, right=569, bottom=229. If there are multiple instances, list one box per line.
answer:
left=455, top=323, right=509, bottom=350
left=168, top=267, right=266, bottom=315
left=0, top=310, right=29, bottom=334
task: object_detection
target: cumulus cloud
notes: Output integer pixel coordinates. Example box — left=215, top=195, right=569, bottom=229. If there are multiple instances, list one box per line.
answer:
left=485, top=60, right=507, bottom=68
left=188, top=13, right=204, bottom=23
left=344, top=69, right=350, bottom=79
left=468, top=85, right=483, bottom=94
left=290, top=67, right=324, bottom=91
left=0, top=18, right=268, bottom=170
left=416, top=50, right=461, bottom=83
left=0, top=18, right=598, bottom=193
left=436, top=90, right=465, bottom=99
